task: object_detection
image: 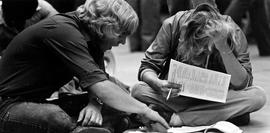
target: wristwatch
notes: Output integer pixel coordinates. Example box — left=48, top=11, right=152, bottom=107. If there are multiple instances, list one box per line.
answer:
left=93, top=97, right=103, bottom=105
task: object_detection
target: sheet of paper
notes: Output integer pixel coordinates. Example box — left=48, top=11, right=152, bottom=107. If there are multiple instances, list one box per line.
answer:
left=167, top=121, right=243, bottom=133
left=168, top=59, right=231, bottom=103
left=167, top=126, right=209, bottom=133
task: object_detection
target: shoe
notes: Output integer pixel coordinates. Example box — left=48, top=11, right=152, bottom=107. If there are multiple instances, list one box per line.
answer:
left=128, top=104, right=172, bottom=132
left=72, top=127, right=111, bottom=133
left=227, top=113, right=250, bottom=126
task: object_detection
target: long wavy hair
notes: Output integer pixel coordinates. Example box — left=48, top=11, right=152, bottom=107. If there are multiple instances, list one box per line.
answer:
left=177, top=4, right=240, bottom=64
left=77, top=0, right=138, bottom=39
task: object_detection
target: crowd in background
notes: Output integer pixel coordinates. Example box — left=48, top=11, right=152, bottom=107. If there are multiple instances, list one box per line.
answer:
left=126, top=0, right=270, bottom=56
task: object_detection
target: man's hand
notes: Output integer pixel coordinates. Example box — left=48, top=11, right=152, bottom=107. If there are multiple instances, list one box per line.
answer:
left=142, top=107, right=170, bottom=129
left=77, top=103, right=103, bottom=126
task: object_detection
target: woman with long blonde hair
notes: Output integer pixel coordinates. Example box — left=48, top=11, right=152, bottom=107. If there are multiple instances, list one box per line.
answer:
left=132, top=3, right=266, bottom=127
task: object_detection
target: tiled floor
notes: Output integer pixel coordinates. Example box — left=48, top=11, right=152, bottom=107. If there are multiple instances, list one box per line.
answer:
left=111, top=42, right=270, bottom=133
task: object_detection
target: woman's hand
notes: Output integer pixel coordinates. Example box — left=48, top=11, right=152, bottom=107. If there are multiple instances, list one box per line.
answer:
left=77, top=102, right=103, bottom=127
left=141, top=107, right=170, bottom=129
left=206, top=20, right=233, bottom=52
left=156, top=79, right=182, bottom=98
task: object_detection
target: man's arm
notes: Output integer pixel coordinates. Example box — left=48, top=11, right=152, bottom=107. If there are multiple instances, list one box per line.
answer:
left=88, top=80, right=148, bottom=113
left=87, top=80, right=169, bottom=128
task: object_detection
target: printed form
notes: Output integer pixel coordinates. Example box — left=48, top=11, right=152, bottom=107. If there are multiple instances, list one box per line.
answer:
left=168, top=59, right=231, bottom=103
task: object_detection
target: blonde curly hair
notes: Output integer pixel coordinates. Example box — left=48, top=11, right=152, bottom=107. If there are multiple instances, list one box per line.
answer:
left=177, top=4, right=240, bottom=64
left=77, top=0, right=138, bottom=39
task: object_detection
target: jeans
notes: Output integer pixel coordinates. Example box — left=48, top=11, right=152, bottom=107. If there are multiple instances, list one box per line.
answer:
left=0, top=99, right=78, bottom=133
left=0, top=92, right=129, bottom=133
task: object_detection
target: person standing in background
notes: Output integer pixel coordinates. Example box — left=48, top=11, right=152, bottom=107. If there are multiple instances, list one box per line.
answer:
left=126, top=0, right=162, bottom=52
left=166, top=0, right=191, bottom=16
left=220, top=0, right=270, bottom=56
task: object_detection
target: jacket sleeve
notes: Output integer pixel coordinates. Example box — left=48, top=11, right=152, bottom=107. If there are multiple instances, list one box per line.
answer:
left=138, top=12, right=186, bottom=81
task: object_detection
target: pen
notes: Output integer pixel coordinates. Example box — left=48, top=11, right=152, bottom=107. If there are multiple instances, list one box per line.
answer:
left=166, top=88, right=172, bottom=101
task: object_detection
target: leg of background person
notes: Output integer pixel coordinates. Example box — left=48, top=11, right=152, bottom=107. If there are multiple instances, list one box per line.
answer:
left=125, top=0, right=142, bottom=52
left=45, top=0, right=75, bottom=13
left=249, top=0, right=270, bottom=56
left=266, top=0, right=270, bottom=24
left=167, top=0, right=190, bottom=16
left=215, top=0, right=232, bottom=14
left=224, top=0, right=255, bottom=26
left=140, top=0, right=162, bottom=51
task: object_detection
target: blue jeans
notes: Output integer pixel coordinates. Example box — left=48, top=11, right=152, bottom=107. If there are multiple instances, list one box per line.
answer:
left=0, top=100, right=77, bottom=133
left=126, top=0, right=162, bottom=52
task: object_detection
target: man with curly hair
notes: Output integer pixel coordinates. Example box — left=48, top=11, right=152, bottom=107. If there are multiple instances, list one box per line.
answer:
left=0, top=0, right=169, bottom=133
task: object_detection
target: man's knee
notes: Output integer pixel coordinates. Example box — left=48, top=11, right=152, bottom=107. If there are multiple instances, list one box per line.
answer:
left=131, top=82, right=144, bottom=99
left=41, top=104, right=75, bottom=132
left=131, top=81, right=161, bottom=103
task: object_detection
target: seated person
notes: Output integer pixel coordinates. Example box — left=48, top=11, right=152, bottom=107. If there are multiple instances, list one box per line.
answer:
left=0, top=0, right=169, bottom=133
left=131, top=2, right=266, bottom=127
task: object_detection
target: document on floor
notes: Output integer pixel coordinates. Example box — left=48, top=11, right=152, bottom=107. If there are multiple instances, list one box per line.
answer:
left=168, top=59, right=231, bottom=103
left=167, top=121, right=243, bottom=133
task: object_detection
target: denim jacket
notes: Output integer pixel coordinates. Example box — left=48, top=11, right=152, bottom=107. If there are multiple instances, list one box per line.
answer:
left=139, top=10, right=252, bottom=90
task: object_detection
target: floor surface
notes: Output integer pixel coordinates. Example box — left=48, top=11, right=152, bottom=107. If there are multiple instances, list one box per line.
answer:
left=111, top=42, right=270, bottom=133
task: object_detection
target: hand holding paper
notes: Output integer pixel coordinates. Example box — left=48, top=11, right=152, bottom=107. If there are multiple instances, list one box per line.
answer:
left=168, top=59, right=231, bottom=103
left=156, top=79, right=182, bottom=98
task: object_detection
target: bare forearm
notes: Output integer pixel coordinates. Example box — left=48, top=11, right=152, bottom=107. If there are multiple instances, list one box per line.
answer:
left=87, top=80, right=149, bottom=115
left=220, top=50, right=248, bottom=87
left=141, top=70, right=161, bottom=92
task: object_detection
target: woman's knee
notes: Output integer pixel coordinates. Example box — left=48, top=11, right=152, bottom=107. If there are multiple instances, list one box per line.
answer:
left=246, top=86, right=267, bottom=111
left=252, top=86, right=266, bottom=109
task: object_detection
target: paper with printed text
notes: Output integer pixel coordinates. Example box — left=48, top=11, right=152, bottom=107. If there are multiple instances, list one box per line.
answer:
left=168, top=59, right=231, bottom=103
